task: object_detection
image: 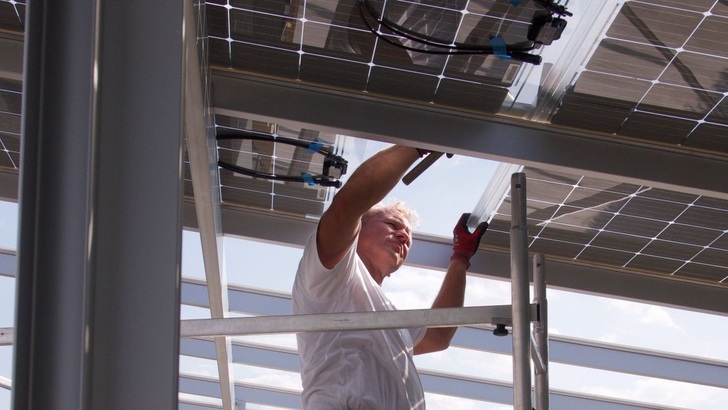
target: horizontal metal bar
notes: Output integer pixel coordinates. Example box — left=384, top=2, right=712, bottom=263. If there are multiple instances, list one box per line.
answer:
left=0, top=327, right=12, bottom=346
left=180, top=202, right=728, bottom=316
left=211, top=71, right=728, bottom=200
left=179, top=351, right=685, bottom=410
left=183, top=280, right=728, bottom=389
left=180, top=305, right=533, bottom=337
left=0, top=192, right=722, bottom=317
left=6, top=253, right=728, bottom=388
left=0, top=375, right=11, bottom=390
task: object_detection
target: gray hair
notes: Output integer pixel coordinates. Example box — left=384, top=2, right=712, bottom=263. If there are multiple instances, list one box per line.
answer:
left=362, top=201, right=420, bottom=227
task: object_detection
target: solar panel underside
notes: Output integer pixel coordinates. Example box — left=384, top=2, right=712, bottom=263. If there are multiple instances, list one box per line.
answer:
left=552, top=0, right=728, bottom=154
left=0, top=78, right=21, bottom=170
left=485, top=166, right=728, bottom=285
left=212, top=114, right=337, bottom=216
left=205, top=0, right=542, bottom=113
left=204, top=0, right=728, bottom=286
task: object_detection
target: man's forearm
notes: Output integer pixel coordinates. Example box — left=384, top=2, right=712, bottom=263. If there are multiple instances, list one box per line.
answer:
left=414, top=260, right=467, bottom=354
left=333, top=145, right=421, bottom=217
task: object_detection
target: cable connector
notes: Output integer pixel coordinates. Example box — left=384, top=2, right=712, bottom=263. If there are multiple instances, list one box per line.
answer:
left=528, top=11, right=567, bottom=46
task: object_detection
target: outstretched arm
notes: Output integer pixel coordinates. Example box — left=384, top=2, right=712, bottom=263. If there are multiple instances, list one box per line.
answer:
left=317, top=145, right=422, bottom=269
left=414, top=213, right=488, bottom=354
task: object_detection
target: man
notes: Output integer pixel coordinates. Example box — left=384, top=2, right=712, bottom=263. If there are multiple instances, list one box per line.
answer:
left=292, top=145, right=488, bottom=409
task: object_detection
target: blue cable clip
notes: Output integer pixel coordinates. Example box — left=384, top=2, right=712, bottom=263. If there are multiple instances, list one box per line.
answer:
left=307, top=141, right=324, bottom=153
left=509, top=0, right=521, bottom=6
left=490, top=36, right=510, bottom=60
left=301, top=172, right=318, bottom=186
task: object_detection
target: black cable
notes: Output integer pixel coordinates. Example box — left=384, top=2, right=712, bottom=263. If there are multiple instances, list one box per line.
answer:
left=358, top=1, right=539, bottom=63
left=359, top=0, right=534, bottom=53
left=355, top=0, right=572, bottom=65
left=216, top=130, right=348, bottom=188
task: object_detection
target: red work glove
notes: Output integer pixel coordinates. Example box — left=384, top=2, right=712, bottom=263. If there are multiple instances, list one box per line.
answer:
left=451, top=213, right=489, bottom=269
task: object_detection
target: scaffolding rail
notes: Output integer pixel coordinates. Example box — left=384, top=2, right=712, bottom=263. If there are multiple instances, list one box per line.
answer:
left=178, top=172, right=550, bottom=409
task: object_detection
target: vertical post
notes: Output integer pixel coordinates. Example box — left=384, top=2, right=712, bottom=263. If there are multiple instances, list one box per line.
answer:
left=533, top=254, right=549, bottom=410
left=14, top=1, right=99, bottom=407
left=90, top=0, right=185, bottom=407
left=13, top=0, right=185, bottom=408
left=510, top=173, right=532, bottom=409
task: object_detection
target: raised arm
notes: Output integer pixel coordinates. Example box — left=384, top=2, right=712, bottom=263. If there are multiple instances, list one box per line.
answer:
left=316, top=145, right=422, bottom=269
left=414, top=213, right=489, bottom=354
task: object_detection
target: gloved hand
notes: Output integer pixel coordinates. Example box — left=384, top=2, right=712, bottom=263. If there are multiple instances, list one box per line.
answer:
left=451, top=213, right=489, bottom=269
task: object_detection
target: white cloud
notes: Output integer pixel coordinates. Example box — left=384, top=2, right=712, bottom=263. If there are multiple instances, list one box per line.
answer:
left=598, top=332, right=619, bottom=343
left=385, top=267, right=442, bottom=309
left=416, top=347, right=512, bottom=381
left=607, top=299, right=683, bottom=331
left=583, top=378, right=728, bottom=409
left=238, top=368, right=302, bottom=392
left=386, top=266, right=514, bottom=310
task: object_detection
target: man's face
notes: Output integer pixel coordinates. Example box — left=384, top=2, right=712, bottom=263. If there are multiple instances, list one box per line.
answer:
left=357, top=209, right=413, bottom=285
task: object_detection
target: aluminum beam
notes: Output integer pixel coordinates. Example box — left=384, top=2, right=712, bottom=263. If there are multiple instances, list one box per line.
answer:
left=533, top=254, right=550, bottom=410
left=13, top=0, right=185, bottom=408
left=180, top=280, right=728, bottom=389
left=510, top=173, right=532, bottom=410
left=210, top=72, right=728, bottom=201
left=0, top=376, right=10, bottom=391
left=178, top=345, right=686, bottom=410
left=181, top=201, right=728, bottom=316
left=179, top=403, right=221, bottom=410
left=180, top=305, right=529, bottom=337
left=4, top=246, right=728, bottom=389
left=0, top=327, right=11, bottom=346
left=183, top=0, right=234, bottom=408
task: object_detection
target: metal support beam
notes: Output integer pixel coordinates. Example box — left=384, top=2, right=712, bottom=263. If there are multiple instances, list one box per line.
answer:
left=210, top=72, right=728, bottom=201
left=533, top=254, right=550, bottom=410
left=13, top=0, right=185, bottom=408
left=180, top=305, right=534, bottom=337
left=8, top=272, right=726, bottom=389
left=178, top=349, right=688, bottom=410
left=182, top=201, right=728, bottom=316
left=182, top=0, right=235, bottom=408
left=510, top=173, right=532, bottom=410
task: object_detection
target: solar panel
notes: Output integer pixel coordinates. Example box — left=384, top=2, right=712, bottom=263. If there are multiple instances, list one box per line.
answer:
left=0, top=78, right=20, bottom=169
left=213, top=114, right=340, bottom=217
left=483, top=166, right=728, bottom=284
left=0, top=0, right=24, bottom=31
left=204, top=0, right=554, bottom=113
left=196, top=0, right=728, bottom=287
left=552, top=1, right=728, bottom=154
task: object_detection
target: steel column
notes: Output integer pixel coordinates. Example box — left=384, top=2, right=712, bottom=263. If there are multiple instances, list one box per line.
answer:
left=510, top=172, right=532, bottom=409
left=13, top=0, right=103, bottom=407
left=533, top=254, right=549, bottom=410
left=13, top=0, right=185, bottom=408
left=182, top=0, right=235, bottom=408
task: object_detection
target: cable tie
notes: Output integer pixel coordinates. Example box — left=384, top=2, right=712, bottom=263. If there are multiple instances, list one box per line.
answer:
left=489, top=36, right=510, bottom=60
left=307, top=141, right=324, bottom=153
left=301, top=172, right=318, bottom=186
